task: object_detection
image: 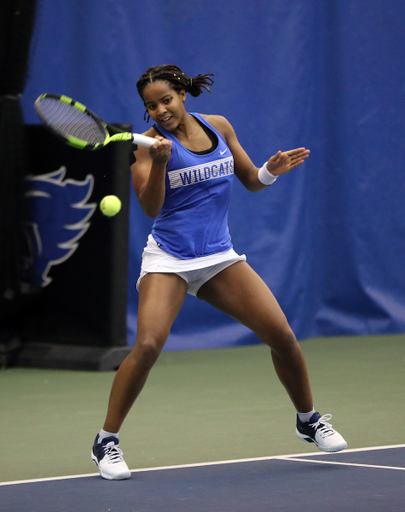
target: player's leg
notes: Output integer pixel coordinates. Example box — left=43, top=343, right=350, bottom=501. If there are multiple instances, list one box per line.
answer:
left=197, top=261, right=312, bottom=412
left=104, top=272, right=188, bottom=432
left=92, top=273, right=188, bottom=479
left=197, top=261, right=347, bottom=452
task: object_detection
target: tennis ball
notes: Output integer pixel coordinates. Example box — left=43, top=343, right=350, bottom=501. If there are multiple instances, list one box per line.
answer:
left=100, top=195, right=121, bottom=217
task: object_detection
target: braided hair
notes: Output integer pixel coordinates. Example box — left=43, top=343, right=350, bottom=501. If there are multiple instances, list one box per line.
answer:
left=136, top=64, right=214, bottom=121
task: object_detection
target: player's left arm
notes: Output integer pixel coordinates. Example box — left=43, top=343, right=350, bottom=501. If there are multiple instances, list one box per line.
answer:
left=204, top=115, right=310, bottom=192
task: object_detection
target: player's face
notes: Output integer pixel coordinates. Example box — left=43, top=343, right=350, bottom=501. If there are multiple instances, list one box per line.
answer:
left=143, top=81, right=186, bottom=130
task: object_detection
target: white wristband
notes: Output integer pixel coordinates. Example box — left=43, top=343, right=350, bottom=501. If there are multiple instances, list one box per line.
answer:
left=258, top=162, right=278, bottom=186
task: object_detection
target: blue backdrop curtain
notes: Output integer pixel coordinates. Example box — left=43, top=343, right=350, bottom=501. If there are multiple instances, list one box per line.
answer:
left=21, top=0, right=405, bottom=350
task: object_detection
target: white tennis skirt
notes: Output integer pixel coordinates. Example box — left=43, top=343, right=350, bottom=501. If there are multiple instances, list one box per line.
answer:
left=137, top=234, right=246, bottom=296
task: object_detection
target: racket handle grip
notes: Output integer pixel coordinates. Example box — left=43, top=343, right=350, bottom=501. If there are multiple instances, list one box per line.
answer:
left=132, top=134, right=157, bottom=148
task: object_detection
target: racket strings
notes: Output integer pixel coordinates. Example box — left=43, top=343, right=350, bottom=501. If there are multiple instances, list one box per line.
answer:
left=36, top=98, right=107, bottom=144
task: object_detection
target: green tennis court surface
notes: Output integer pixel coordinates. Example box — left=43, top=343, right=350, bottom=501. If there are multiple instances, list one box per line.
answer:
left=1, top=334, right=404, bottom=484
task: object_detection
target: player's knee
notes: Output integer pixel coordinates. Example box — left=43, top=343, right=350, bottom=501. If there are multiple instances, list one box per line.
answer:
left=132, top=336, right=166, bottom=369
left=264, top=324, right=298, bottom=355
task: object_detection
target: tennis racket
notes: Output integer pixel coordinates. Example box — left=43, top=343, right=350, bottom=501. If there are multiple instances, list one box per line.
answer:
left=34, top=93, right=156, bottom=150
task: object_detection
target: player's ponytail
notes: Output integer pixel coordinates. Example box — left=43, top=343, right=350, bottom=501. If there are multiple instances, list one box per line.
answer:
left=186, top=72, right=214, bottom=97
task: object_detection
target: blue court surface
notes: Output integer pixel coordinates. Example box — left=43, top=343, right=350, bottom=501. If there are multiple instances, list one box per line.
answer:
left=1, top=444, right=405, bottom=511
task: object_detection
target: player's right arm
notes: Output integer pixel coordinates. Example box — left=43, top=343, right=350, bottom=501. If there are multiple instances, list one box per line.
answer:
left=130, top=131, right=172, bottom=218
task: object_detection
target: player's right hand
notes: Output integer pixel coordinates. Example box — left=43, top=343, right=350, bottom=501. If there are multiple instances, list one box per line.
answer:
left=150, top=136, right=172, bottom=164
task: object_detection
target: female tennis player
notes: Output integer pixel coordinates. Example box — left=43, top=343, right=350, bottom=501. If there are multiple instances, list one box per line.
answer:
left=91, top=64, right=347, bottom=480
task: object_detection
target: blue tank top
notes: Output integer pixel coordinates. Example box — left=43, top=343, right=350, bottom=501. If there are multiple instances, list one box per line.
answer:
left=151, top=113, right=234, bottom=259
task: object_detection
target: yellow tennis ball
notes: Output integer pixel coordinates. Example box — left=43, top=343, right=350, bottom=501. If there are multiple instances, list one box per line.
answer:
left=100, top=195, right=121, bottom=217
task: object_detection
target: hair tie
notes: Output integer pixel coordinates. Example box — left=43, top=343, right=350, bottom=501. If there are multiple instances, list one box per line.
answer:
left=189, top=78, right=193, bottom=88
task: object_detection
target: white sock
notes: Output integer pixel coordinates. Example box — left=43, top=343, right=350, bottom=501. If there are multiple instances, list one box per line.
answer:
left=297, top=408, right=315, bottom=423
left=98, top=429, right=119, bottom=442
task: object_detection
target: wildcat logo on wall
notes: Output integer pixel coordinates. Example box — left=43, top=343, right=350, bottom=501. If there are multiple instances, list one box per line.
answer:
left=25, top=166, right=97, bottom=286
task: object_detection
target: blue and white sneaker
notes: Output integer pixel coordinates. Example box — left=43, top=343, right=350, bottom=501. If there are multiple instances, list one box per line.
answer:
left=296, top=412, right=347, bottom=452
left=91, top=435, right=131, bottom=480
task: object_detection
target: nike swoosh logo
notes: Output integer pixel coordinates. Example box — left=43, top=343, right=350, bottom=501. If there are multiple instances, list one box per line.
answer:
left=220, top=149, right=228, bottom=155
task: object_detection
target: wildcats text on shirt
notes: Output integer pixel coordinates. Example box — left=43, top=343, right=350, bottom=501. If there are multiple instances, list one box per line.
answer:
left=168, top=156, right=234, bottom=189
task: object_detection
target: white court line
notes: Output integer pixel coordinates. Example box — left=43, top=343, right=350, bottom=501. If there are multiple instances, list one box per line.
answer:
left=1, top=443, right=405, bottom=487
left=277, top=457, right=405, bottom=472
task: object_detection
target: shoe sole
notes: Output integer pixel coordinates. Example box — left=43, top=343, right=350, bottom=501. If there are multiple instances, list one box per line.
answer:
left=91, top=450, right=131, bottom=480
left=296, top=428, right=347, bottom=452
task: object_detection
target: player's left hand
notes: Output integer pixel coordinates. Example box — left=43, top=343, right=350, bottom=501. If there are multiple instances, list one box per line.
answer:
left=266, top=147, right=310, bottom=176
